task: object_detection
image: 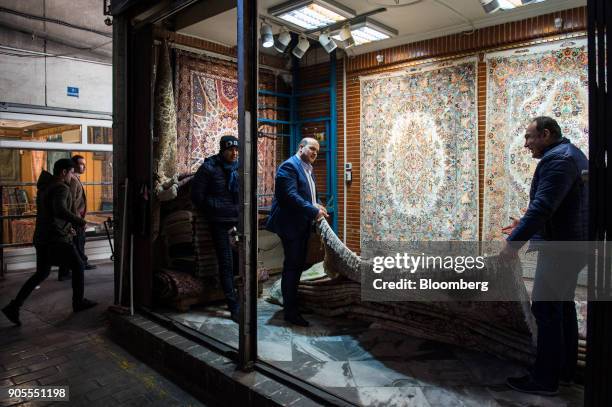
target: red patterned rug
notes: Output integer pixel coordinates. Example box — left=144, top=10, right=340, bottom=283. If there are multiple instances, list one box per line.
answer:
left=175, top=50, right=276, bottom=204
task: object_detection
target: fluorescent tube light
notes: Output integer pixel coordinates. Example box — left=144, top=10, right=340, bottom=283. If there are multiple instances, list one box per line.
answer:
left=269, top=0, right=355, bottom=30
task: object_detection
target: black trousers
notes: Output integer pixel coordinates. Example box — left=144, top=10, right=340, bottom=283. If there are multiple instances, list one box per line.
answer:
left=209, top=221, right=238, bottom=314
left=14, top=243, right=85, bottom=307
left=280, top=232, right=310, bottom=317
left=530, top=249, right=585, bottom=388
left=531, top=301, right=578, bottom=387
left=59, top=227, right=87, bottom=275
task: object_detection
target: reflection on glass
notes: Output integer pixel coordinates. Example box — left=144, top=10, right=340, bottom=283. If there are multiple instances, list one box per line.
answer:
left=78, top=151, right=113, bottom=236
left=87, top=126, right=113, bottom=144
left=0, top=149, right=113, bottom=246
left=0, top=120, right=82, bottom=143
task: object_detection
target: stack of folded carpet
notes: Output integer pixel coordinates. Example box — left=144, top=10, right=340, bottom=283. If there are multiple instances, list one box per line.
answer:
left=193, top=215, right=220, bottom=278
left=298, top=277, right=360, bottom=316
left=154, top=269, right=205, bottom=301
left=161, top=210, right=219, bottom=278
left=156, top=208, right=225, bottom=311
left=297, top=276, right=537, bottom=364
left=162, top=210, right=197, bottom=273
left=153, top=268, right=225, bottom=312
left=299, top=220, right=537, bottom=364
left=299, top=220, right=589, bottom=369
left=298, top=276, right=587, bottom=368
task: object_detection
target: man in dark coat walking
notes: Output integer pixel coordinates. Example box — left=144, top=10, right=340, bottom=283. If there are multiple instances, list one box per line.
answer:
left=2, top=159, right=98, bottom=326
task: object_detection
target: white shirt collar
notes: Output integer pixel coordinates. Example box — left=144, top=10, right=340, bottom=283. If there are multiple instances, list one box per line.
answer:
left=295, top=154, right=316, bottom=204
left=295, top=153, right=313, bottom=172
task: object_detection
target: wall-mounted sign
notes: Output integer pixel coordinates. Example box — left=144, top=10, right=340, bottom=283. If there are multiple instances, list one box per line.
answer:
left=67, top=86, right=79, bottom=97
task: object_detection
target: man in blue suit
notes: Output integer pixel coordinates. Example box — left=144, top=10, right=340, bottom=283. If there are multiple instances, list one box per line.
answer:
left=267, top=137, right=328, bottom=326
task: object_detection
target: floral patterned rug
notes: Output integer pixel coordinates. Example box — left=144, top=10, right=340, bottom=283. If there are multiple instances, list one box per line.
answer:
left=360, top=60, right=479, bottom=242
left=483, top=39, right=589, bottom=240
left=174, top=50, right=277, bottom=203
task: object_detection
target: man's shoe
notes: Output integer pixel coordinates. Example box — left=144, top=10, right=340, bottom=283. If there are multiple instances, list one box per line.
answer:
left=284, top=314, right=310, bottom=327
left=58, top=272, right=72, bottom=281
left=2, top=302, right=21, bottom=326
left=506, top=375, right=558, bottom=396
left=73, top=299, right=98, bottom=312
left=84, top=264, right=97, bottom=270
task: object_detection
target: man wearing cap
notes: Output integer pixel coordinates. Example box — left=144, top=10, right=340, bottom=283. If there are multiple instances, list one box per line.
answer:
left=192, top=135, right=240, bottom=322
left=266, top=137, right=329, bottom=327
left=2, top=159, right=98, bottom=326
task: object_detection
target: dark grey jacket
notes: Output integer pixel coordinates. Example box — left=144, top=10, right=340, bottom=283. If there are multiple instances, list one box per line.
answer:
left=33, top=171, right=87, bottom=246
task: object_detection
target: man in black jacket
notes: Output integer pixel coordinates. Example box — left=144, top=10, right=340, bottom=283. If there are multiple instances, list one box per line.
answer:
left=192, top=136, right=240, bottom=322
left=502, top=116, right=588, bottom=395
left=2, top=159, right=98, bottom=326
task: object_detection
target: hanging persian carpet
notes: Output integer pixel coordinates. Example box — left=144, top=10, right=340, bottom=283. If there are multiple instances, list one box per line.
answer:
left=175, top=50, right=277, bottom=203
left=153, top=41, right=179, bottom=202
left=483, top=39, right=589, bottom=241
left=360, top=60, right=479, bottom=243
left=176, top=50, right=239, bottom=176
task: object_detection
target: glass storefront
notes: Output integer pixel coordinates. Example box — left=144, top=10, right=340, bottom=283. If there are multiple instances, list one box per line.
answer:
left=114, top=1, right=603, bottom=405
left=0, top=114, right=112, bottom=258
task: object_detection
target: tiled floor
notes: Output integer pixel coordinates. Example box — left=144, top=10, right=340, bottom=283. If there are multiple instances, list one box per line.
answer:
left=164, top=281, right=584, bottom=407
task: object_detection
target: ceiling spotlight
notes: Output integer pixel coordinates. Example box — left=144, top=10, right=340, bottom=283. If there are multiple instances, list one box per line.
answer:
left=339, top=24, right=354, bottom=48
left=292, top=35, right=310, bottom=59
left=318, top=31, right=337, bottom=53
left=261, top=22, right=274, bottom=48
left=274, top=27, right=292, bottom=53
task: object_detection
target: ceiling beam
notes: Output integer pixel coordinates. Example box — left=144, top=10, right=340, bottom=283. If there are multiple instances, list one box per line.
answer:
left=0, top=21, right=112, bottom=61
left=173, top=0, right=237, bottom=31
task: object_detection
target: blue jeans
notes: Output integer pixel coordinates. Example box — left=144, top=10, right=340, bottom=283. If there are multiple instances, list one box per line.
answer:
left=209, top=221, right=238, bottom=314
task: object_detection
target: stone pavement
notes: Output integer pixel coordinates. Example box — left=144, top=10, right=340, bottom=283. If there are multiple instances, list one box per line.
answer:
left=0, top=263, right=206, bottom=407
